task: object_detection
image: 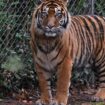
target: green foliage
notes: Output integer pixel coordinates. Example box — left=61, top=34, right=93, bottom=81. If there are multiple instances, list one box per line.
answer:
left=0, top=1, right=18, bottom=33
left=68, top=0, right=91, bottom=15
left=95, top=0, right=105, bottom=16
left=0, top=53, right=36, bottom=98
left=1, top=55, right=24, bottom=72
left=71, top=66, right=96, bottom=88
left=91, top=102, right=105, bottom=105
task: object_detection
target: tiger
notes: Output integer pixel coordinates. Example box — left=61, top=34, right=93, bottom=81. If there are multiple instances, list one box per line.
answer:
left=30, top=0, right=105, bottom=105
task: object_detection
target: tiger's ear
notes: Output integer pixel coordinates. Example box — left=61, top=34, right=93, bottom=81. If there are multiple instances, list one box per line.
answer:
left=36, top=0, right=46, bottom=5
left=62, top=0, right=69, bottom=6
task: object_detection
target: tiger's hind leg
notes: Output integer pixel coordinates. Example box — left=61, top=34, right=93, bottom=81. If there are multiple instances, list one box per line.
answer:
left=95, top=88, right=105, bottom=101
left=95, top=72, right=105, bottom=100
left=94, top=51, right=105, bottom=101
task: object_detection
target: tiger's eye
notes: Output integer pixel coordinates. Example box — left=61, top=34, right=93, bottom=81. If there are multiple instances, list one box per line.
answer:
left=41, top=12, right=47, bottom=18
left=56, top=13, right=62, bottom=18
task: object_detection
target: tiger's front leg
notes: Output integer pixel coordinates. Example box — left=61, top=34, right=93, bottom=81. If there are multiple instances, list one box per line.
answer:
left=50, top=57, right=73, bottom=105
left=35, top=63, right=52, bottom=105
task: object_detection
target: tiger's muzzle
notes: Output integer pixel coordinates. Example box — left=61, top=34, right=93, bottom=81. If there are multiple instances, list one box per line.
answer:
left=44, top=26, right=62, bottom=37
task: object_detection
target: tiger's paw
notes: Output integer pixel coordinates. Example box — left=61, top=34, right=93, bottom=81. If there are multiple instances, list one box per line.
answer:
left=95, top=88, right=105, bottom=101
left=35, top=99, right=47, bottom=105
left=90, top=96, right=104, bottom=102
left=50, top=99, right=65, bottom=105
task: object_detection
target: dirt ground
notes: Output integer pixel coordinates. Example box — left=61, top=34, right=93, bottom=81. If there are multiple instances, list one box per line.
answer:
left=0, top=99, right=105, bottom=105
left=0, top=99, right=92, bottom=105
left=0, top=87, right=105, bottom=105
left=0, top=96, right=105, bottom=105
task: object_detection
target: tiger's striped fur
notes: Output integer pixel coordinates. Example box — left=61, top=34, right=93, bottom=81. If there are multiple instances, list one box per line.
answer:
left=30, top=0, right=105, bottom=105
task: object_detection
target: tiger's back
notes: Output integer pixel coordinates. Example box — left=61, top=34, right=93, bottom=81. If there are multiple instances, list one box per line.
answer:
left=70, top=15, right=105, bottom=68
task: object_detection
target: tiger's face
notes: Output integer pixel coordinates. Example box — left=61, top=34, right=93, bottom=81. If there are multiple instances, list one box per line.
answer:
left=34, top=0, right=69, bottom=37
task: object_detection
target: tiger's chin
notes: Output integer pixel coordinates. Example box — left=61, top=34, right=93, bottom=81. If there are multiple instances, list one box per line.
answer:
left=45, top=32, right=57, bottom=37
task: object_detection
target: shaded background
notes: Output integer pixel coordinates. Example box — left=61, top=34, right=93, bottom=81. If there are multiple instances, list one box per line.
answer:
left=0, top=0, right=105, bottom=98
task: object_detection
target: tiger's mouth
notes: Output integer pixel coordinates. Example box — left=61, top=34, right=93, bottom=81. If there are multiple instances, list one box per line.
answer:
left=37, top=24, right=62, bottom=37
left=45, top=32, right=57, bottom=37
left=44, top=28, right=61, bottom=37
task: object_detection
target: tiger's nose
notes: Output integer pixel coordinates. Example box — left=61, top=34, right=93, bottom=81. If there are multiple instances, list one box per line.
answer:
left=47, top=24, right=54, bottom=29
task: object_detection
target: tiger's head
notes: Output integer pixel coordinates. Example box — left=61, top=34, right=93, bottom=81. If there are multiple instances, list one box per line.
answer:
left=32, top=0, right=70, bottom=37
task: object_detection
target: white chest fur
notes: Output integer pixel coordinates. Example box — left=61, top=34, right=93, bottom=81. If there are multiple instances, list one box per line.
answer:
left=35, top=49, right=60, bottom=71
